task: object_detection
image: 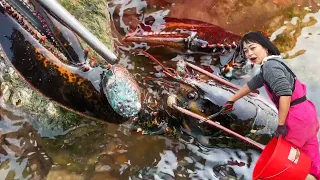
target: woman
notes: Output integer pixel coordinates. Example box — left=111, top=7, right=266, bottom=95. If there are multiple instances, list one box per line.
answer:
left=221, top=31, right=320, bottom=179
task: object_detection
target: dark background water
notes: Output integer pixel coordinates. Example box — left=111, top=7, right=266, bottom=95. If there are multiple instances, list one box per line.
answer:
left=1, top=0, right=320, bottom=179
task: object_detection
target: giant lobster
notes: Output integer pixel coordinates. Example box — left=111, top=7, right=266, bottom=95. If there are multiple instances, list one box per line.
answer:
left=0, top=0, right=278, bottom=150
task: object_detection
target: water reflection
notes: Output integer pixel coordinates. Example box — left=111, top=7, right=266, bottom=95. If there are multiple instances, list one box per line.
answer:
left=0, top=104, right=261, bottom=179
left=0, top=106, right=52, bottom=180
left=283, top=10, right=320, bottom=110
left=43, top=123, right=260, bottom=179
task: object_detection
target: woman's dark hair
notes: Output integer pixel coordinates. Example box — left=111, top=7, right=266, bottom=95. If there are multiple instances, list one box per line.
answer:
left=240, top=31, right=280, bottom=56
left=229, top=31, right=280, bottom=62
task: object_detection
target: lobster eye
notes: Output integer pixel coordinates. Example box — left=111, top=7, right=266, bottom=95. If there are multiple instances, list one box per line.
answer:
left=187, top=91, right=198, bottom=100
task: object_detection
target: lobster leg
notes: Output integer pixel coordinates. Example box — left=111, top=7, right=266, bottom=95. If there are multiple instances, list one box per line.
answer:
left=124, top=31, right=238, bottom=55
left=122, top=16, right=241, bottom=55
left=138, top=50, right=258, bottom=96
left=35, top=0, right=117, bottom=64
left=167, top=95, right=265, bottom=150
left=30, top=0, right=88, bottom=65
left=183, top=61, right=258, bottom=97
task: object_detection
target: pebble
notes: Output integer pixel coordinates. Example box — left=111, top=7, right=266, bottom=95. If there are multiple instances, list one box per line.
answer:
left=30, top=164, right=38, bottom=171
left=10, top=88, right=32, bottom=107
left=95, top=164, right=111, bottom=172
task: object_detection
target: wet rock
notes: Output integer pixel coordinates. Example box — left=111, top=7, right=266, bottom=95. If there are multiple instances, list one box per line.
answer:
left=46, top=102, right=58, bottom=117
left=95, top=163, right=111, bottom=172
left=0, top=82, right=9, bottom=99
left=46, top=169, right=85, bottom=180
left=0, top=60, right=41, bottom=107
left=30, top=163, right=38, bottom=171
left=102, top=139, right=121, bottom=155
left=9, top=87, right=33, bottom=107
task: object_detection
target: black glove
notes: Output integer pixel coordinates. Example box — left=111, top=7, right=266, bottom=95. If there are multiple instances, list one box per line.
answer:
left=275, top=124, right=288, bottom=138
left=220, top=101, right=235, bottom=115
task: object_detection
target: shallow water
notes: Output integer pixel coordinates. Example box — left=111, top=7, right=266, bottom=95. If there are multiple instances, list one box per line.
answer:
left=1, top=0, right=320, bottom=179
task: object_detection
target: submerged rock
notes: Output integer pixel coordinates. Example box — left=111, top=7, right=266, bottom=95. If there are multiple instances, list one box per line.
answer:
left=46, top=169, right=85, bottom=180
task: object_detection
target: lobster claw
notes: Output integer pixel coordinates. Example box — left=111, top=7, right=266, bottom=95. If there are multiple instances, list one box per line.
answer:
left=101, top=64, right=142, bottom=118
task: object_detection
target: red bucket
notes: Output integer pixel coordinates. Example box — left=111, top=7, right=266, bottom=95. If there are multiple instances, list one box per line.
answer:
left=252, top=136, right=311, bottom=180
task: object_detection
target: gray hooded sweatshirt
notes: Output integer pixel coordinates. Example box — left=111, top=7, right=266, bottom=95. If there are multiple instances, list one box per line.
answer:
left=247, top=57, right=295, bottom=96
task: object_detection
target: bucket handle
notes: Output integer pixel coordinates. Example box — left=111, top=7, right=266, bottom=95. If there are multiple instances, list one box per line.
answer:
left=259, top=148, right=300, bottom=179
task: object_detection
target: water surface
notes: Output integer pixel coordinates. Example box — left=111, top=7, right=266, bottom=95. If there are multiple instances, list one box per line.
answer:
left=1, top=0, right=320, bottom=179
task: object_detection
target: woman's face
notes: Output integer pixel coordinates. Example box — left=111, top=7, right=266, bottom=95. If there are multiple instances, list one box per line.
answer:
left=242, top=41, right=268, bottom=64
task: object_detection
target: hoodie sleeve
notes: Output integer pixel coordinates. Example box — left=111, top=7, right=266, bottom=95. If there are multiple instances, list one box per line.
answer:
left=247, top=72, right=264, bottom=91
left=262, top=62, right=293, bottom=96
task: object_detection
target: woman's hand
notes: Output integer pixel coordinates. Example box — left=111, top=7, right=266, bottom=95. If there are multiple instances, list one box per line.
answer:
left=220, top=84, right=253, bottom=115
left=220, top=101, right=235, bottom=115
left=275, top=124, right=288, bottom=138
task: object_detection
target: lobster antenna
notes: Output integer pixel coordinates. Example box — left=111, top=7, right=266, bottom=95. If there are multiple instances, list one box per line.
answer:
left=225, top=45, right=241, bottom=66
